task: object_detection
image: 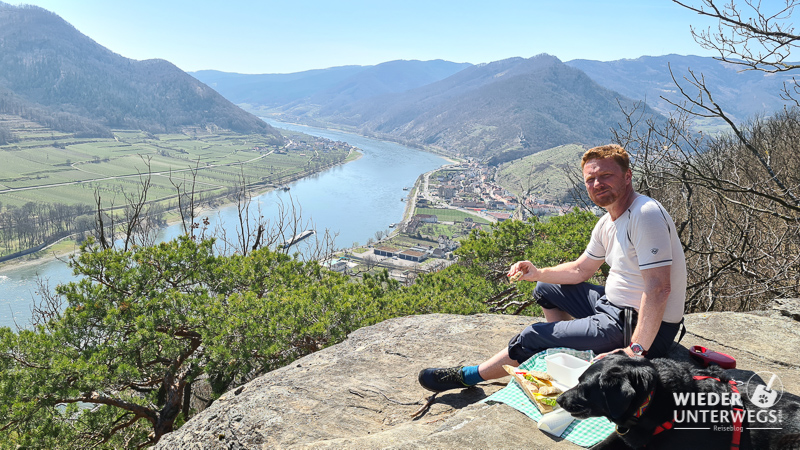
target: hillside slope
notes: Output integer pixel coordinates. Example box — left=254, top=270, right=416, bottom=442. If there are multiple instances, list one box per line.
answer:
left=316, top=55, right=660, bottom=160
left=0, top=3, right=280, bottom=139
left=192, top=65, right=368, bottom=108
left=191, top=59, right=471, bottom=111
left=495, top=144, right=586, bottom=202
left=567, top=54, right=794, bottom=124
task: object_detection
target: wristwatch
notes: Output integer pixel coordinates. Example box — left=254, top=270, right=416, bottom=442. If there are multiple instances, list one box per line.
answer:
left=630, top=343, right=648, bottom=356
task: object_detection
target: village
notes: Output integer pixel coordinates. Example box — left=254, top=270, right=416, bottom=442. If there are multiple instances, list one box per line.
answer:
left=326, top=160, right=580, bottom=283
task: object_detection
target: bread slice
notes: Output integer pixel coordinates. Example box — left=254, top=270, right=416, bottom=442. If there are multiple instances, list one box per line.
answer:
left=502, top=365, right=562, bottom=413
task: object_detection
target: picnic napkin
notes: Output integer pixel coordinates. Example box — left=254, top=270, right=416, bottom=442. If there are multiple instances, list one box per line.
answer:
left=482, top=348, right=615, bottom=447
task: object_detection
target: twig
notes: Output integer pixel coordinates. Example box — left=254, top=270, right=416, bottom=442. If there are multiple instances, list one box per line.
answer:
left=410, top=393, right=438, bottom=418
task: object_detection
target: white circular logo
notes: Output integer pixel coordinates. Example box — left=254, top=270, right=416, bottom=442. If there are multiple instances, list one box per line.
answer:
left=746, top=371, right=784, bottom=409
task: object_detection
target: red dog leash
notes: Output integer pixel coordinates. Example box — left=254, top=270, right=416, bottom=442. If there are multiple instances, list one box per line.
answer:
left=652, top=376, right=744, bottom=449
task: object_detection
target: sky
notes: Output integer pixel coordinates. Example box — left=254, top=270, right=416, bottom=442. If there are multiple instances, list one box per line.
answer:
left=15, top=0, right=723, bottom=74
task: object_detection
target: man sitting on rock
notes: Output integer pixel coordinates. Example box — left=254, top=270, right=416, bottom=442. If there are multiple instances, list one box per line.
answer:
left=418, top=144, right=687, bottom=393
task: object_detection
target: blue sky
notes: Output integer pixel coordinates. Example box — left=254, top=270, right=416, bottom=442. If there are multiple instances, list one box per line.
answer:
left=17, top=1, right=721, bottom=74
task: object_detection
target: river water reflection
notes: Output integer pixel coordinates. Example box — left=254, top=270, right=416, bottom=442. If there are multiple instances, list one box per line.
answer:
left=0, top=120, right=449, bottom=328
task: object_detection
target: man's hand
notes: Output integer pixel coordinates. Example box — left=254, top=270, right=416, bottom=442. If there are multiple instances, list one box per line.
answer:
left=507, top=261, right=538, bottom=283
left=593, top=347, right=639, bottom=361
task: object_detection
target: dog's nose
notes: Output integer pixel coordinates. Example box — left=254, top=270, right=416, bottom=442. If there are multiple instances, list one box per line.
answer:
left=556, top=392, right=575, bottom=409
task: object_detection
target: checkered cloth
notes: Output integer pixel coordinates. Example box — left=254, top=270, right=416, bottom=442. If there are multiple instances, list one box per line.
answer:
left=482, top=348, right=615, bottom=447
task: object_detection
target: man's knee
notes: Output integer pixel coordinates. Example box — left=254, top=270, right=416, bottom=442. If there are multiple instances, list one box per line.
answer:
left=533, top=282, right=560, bottom=310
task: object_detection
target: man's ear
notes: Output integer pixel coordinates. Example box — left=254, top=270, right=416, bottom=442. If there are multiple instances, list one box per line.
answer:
left=599, top=367, right=637, bottom=420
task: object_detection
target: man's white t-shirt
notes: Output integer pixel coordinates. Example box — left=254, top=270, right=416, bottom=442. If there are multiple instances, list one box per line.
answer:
left=584, top=194, right=686, bottom=323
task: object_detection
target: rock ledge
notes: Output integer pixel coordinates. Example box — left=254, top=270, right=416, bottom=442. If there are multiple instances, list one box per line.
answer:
left=157, top=312, right=800, bottom=449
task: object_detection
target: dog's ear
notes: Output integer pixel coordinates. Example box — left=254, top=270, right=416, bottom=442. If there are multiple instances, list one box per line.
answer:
left=599, top=366, right=638, bottom=421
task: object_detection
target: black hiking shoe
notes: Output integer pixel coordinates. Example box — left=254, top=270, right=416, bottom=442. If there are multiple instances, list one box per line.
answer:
left=418, top=366, right=470, bottom=392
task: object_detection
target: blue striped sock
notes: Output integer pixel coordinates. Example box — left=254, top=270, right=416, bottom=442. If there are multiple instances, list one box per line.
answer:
left=461, top=365, right=484, bottom=386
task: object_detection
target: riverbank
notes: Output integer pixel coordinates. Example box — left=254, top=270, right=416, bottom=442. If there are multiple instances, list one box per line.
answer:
left=260, top=115, right=462, bottom=165
left=0, top=148, right=364, bottom=274
left=1, top=124, right=447, bottom=329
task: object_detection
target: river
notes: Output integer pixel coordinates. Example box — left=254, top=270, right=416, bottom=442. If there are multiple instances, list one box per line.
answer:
left=0, top=120, right=449, bottom=328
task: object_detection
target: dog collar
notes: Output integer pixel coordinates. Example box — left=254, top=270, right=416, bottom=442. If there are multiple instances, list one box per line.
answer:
left=615, top=388, right=655, bottom=435
left=633, top=389, right=654, bottom=418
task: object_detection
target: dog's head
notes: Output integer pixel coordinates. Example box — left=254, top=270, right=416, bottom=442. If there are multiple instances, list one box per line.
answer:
left=557, top=354, right=658, bottom=423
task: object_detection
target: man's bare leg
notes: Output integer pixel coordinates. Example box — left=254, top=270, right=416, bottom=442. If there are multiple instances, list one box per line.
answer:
left=543, top=307, right=571, bottom=322
left=477, top=347, right=516, bottom=380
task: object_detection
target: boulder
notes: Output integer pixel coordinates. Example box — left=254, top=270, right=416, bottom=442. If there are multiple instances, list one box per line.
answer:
left=158, top=312, right=800, bottom=449
left=773, top=298, right=800, bottom=322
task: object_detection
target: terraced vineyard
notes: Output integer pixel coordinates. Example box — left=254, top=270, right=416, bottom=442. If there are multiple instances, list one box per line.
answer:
left=0, top=116, right=355, bottom=258
left=494, top=143, right=585, bottom=203
left=0, top=117, right=353, bottom=210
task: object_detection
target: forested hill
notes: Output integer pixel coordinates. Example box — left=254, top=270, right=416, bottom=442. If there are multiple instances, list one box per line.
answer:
left=192, top=59, right=472, bottom=110
left=0, top=3, right=281, bottom=139
left=310, top=55, right=659, bottom=162
left=222, top=54, right=660, bottom=162
left=567, top=54, right=796, bottom=124
left=335, top=55, right=655, bottom=161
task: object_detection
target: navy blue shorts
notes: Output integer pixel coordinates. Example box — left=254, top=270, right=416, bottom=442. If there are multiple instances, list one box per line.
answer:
left=507, top=282, right=680, bottom=363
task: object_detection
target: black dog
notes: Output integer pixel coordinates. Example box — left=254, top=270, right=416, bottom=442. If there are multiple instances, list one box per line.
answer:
left=557, top=354, right=800, bottom=449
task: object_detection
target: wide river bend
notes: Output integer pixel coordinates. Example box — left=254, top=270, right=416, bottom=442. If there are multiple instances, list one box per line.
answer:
left=0, top=120, right=448, bottom=328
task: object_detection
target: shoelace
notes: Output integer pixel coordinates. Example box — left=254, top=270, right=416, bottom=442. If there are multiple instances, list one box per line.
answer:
left=435, top=367, right=463, bottom=384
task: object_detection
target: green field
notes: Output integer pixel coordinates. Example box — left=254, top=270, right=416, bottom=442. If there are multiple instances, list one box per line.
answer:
left=0, top=124, right=352, bottom=210
left=418, top=223, right=465, bottom=239
left=415, top=207, right=491, bottom=224
left=494, top=144, right=585, bottom=202
left=385, top=234, right=438, bottom=249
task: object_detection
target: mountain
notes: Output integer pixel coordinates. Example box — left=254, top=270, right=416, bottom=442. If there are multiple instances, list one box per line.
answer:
left=567, top=54, right=795, bottom=124
left=283, top=55, right=660, bottom=161
left=220, top=55, right=660, bottom=161
left=0, top=3, right=280, bottom=139
left=192, top=65, right=368, bottom=109
left=191, top=59, right=472, bottom=111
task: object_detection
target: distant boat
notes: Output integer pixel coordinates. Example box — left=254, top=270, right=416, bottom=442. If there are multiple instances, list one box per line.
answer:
left=389, top=223, right=396, bottom=228
left=403, top=187, right=410, bottom=191
left=280, top=229, right=315, bottom=248
left=281, top=186, right=291, bottom=191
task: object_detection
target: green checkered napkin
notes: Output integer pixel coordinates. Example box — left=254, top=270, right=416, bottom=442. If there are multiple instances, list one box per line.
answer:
left=482, top=348, right=615, bottom=447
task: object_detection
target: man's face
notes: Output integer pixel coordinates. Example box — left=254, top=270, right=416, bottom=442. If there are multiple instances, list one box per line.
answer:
left=582, top=157, right=631, bottom=208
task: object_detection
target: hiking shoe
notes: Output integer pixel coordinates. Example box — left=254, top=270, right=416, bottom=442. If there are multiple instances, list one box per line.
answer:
left=418, top=366, right=469, bottom=392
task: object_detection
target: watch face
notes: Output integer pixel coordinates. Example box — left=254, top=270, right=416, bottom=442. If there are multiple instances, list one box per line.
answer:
left=630, top=344, right=644, bottom=355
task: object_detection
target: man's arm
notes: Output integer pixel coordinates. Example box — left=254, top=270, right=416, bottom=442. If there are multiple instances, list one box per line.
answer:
left=508, top=254, right=604, bottom=285
left=629, top=264, right=671, bottom=352
left=594, top=265, right=671, bottom=359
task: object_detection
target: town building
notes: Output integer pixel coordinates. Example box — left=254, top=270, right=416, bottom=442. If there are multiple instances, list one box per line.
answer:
left=373, top=245, right=400, bottom=258
left=398, top=249, right=427, bottom=263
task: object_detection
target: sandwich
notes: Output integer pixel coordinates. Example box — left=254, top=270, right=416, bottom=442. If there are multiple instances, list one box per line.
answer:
left=502, top=365, right=563, bottom=413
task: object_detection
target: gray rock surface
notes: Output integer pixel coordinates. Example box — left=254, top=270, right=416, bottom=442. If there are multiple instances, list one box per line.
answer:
left=158, top=312, right=800, bottom=449
left=773, top=298, right=800, bottom=322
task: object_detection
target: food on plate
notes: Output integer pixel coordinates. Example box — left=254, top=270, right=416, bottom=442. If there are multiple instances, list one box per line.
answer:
left=502, top=365, right=563, bottom=413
